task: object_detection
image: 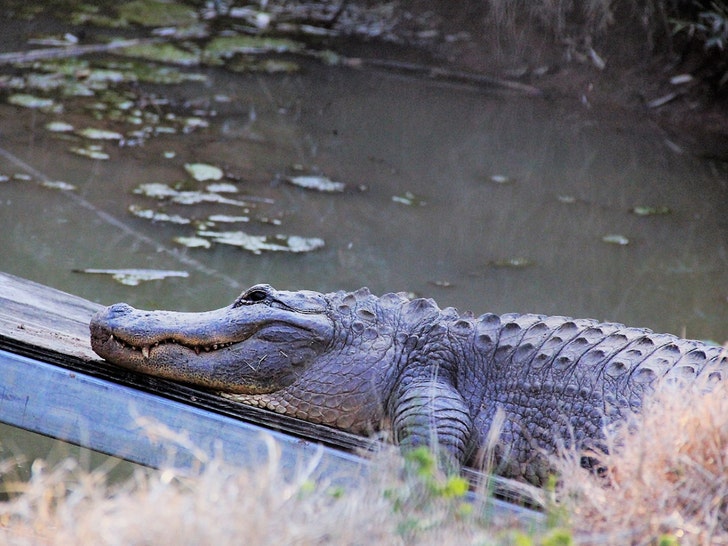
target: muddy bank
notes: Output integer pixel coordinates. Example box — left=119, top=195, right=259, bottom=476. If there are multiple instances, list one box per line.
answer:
left=342, top=0, right=728, bottom=161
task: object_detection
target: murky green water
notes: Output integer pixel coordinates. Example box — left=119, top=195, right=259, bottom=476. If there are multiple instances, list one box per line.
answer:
left=2, top=59, right=727, bottom=339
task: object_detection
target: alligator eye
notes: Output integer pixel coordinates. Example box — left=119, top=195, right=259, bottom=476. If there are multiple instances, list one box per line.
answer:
left=245, top=289, right=268, bottom=302
left=233, top=285, right=272, bottom=307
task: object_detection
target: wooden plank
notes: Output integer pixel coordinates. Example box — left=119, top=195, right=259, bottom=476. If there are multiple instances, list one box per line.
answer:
left=0, top=348, right=365, bottom=482
left=0, top=272, right=101, bottom=360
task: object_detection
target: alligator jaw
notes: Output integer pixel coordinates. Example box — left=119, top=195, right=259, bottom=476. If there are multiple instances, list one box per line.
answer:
left=89, top=291, right=334, bottom=394
left=97, top=331, right=237, bottom=360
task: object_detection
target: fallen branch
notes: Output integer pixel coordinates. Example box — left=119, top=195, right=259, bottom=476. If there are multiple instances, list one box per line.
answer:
left=344, top=56, right=543, bottom=96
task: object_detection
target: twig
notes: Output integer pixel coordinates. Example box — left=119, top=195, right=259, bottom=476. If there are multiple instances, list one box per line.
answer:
left=345, top=57, right=543, bottom=96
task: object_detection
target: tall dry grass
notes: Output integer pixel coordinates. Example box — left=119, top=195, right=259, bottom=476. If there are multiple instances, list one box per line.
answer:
left=559, top=379, right=728, bottom=545
left=0, top=436, right=537, bottom=545
left=2, top=377, right=728, bottom=544
left=486, top=0, right=617, bottom=39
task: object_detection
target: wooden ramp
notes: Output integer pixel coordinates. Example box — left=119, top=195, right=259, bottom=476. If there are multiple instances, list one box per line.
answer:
left=0, top=272, right=542, bottom=523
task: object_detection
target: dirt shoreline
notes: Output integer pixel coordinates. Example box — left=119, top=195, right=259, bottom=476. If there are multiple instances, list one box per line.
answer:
left=351, top=1, right=728, bottom=162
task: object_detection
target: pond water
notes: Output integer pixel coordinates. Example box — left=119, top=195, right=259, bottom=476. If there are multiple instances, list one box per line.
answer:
left=1, top=10, right=728, bottom=487
left=2, top=57, right=727, bottom=341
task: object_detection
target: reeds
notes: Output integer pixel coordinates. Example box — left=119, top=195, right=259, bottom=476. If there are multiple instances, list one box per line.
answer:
left=559, top=379, right=728, bottom=545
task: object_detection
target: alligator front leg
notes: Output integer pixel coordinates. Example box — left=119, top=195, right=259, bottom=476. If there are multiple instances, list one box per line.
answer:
left=389, top=380, right=473, bottom=467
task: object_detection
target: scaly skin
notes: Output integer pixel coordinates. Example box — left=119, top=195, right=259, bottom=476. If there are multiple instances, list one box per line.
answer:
left=90, top=284, right=727, bottom=484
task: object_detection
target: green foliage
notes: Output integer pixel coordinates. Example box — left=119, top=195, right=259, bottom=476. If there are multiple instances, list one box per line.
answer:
left=382, top=448, right=476, bottom=540
left=657, top=534, right=681, bottom=546
left=541, top=527, right=574, bottom=546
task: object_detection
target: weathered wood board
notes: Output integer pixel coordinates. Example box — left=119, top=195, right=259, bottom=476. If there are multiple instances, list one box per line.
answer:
left=0, top=272, right=101, bottom=360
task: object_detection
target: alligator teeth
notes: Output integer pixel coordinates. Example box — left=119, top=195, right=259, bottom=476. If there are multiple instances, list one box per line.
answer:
left=195, top=346, right=200, bottom=355
left=142, top=346, right=150, bottom=359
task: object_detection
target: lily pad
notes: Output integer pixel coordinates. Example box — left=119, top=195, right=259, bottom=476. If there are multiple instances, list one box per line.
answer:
left=489, top=257, right=534, bottom=268
left=42, top=181, right=76, bottom=191
left=207, top=214, right=250, bottom=223
left=227, top=58, right=300, bottom=73
left=602, top=234, right=630, bottom=246
left=133, top=183, right=251, bottom=206
left=7, top=93, right=57, bottom=111
left=116, top=42, right=200, bottom=66
left=69, top=145, right=110, bottom=160
left=76, top=127, right=124, bottom=140
left=116, top=0, right=198, bottom=27
left=45, top=121, right=75, bottom=133
left=392, top=191, right=426, bottom=206
left=630, top=205, right=672, bottom=217
left=202, top=35, right=303, bottom=64
left=75, top=268, right=189, bottom=286
left=488, top=174, right=514, bottom=184
left=173, top=236, right=212, bottom=249
left=206, top=183, right=238, bottom=193
left=185, top=163, right=223, bottom=181
left=197, top=230, right=324, bottom=254
left=181, top=117, right=209, bottom=132
left=129, top=205, right=190, bottom=224
left=286, top=175, right=345, bottom=192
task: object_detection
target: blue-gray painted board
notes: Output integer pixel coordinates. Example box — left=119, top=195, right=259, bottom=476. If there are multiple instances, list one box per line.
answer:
left=0, top=348, right=366, bottom=481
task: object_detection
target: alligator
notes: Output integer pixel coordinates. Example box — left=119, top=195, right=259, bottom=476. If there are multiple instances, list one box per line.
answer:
left=90, top=284, right=727, bottom=484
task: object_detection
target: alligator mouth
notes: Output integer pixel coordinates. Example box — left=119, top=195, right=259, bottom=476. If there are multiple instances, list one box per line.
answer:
left=105, top=334, right=237, bottom=359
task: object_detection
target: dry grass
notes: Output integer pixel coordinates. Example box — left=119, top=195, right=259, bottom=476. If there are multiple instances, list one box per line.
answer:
left=2, top=381, right=728, bottom=544
left=486, top=0, right=618, bottom=40
left=559, top=379, right=728, bottom=545
left=0, top=436, right=538, bottom=545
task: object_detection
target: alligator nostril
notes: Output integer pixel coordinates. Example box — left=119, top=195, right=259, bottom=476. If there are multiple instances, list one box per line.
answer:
left=99, top=303, right=136, bottom=320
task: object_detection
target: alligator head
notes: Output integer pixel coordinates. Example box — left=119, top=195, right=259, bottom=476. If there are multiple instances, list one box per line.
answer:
left=90, top=284, right=335, bottom=394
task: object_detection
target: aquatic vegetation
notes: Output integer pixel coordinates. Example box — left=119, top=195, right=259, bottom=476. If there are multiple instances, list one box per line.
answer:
left=184, top=163, right=223, bottom=182
left=128, top=205, right=191, bottom=224
left=392, top=191, right=426, bottom=206
left=76, top=127, right=124, bottom=140
left=45, top=121, right=74, bottom=132
left=196, top=230, right=325, bottom=254
left=116, top=0, right=198, bottom=28
left=114, top=42, right=200, bottom=66
left=75, top=268, right=189, bottom=286
left=286, top=175, right=346, bottom=192
left=488, top=174, right=515, bottom=185
left=205, top=183, right=238, bottom=194
left=133, top=183, right=250, bottom=207
left=630, top=205, right=672, bottom=216
left=226, top=58, right=300, bottom=73
left=488, top=258, right=534, bottom=268
left=202, top=35, right=303, bottom=63
left=41, top=180, right=76, bottom=191
left=601, top=234, right=630, bottom=246
left=7, top=93, right=58, bottom=111
left=68, top=145, right=111, bottom=160
left=206, top=214, right=250, bottom=223
left=173, top=236, right=212, bottom=249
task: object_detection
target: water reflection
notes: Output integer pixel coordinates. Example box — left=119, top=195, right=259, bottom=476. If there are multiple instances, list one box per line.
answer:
left=1, top=59, right=727, bottom=342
